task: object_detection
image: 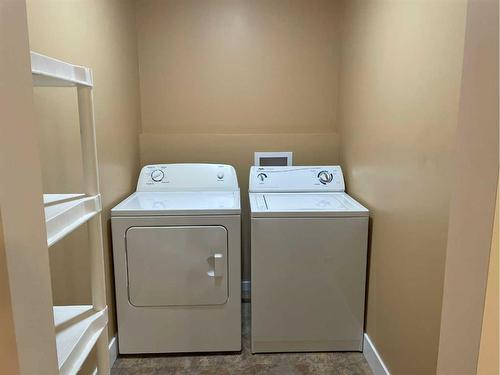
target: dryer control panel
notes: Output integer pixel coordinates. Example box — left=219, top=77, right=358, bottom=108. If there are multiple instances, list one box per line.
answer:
left=137, top=164, right=239, bottom=192
left=249, top=166, right=345, bottom=193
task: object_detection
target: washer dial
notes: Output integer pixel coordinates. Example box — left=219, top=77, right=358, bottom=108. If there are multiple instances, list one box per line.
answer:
left=151, top=169, right=164, bottom=182
left=257, top=173, right=268, bottom=182
left=318, top=170, right=333, bottom=185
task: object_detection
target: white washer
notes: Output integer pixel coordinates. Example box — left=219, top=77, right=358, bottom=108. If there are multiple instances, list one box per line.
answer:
left=249, top=166, right=369, bottom=353
left=112, top=164, right=241, bottom=354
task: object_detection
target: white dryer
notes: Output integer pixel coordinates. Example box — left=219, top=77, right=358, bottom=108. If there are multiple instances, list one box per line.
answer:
left=112, top=164, right=241, bottom=354
left=249, top=166, right=369, bottom=353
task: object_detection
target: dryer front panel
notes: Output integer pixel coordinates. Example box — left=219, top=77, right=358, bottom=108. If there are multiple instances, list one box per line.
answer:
left=126, top=225, right=228, bottom=307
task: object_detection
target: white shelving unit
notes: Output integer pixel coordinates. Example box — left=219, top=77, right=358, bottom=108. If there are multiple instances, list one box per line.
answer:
left=44, top=194, right=101, bottom=247
left=54, top=306, right=108, bottom=374
left=31, top=52, right=110, bottom=375
left=31, top=52, right=93, bottom=87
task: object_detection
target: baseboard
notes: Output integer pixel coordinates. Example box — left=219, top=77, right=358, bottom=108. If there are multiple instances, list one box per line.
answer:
left=363, top=334, right=390, bottom=375
left=109, top=335, right=118, bottom=368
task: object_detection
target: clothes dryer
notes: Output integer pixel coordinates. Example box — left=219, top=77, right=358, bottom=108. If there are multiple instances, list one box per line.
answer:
left=112, top=164, right=241, bottom=353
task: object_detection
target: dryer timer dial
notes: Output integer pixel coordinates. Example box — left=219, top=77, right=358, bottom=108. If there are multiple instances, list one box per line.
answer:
left=151, top=169, right=164, bottom=182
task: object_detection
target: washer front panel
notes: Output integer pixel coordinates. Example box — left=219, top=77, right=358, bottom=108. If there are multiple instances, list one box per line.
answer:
left=251, top=216, right=368, bottom=352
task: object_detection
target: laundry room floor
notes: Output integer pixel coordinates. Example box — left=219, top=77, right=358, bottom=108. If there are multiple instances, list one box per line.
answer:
left=111, top=303, right=373, bottom=375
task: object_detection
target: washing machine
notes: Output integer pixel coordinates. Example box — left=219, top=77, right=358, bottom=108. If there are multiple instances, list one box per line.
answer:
left=112, top=164, right=241, bottom=354
left=249, top=166, right=369, bottom=353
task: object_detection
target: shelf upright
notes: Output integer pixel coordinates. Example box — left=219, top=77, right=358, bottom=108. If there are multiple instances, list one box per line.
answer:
left=31, top=52, right=110, bottom=375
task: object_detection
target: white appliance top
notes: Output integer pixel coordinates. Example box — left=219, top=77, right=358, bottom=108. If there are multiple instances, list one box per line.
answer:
left=249, top=192, right=368, bottom=218
left=112, top=164, right=240, bottom=216
left=249, top=166, right=345, bottom=193
left=112, top=191, right=240, bottom=216
left=248, top=166, right=368, bottom=217
left=137, top=163, right=238, bottom=192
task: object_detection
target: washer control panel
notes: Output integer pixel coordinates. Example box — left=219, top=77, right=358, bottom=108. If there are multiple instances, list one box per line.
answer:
left=249, top=166, right=345, bottom=192
left=137, top=164, right=238, bottom=192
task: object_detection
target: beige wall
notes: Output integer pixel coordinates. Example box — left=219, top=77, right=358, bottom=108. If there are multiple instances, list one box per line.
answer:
left=437, top=0, right=499, bottom=373
left=136, top=0, right=343, bottom=279
left=136, top=0, right=341, bottom=134
left=337, top=1, right=467, bottom=374
left=26, top=0, right=142, bottom=338
left=0, top=210, right=20, bottom=375
left=477, top=183, right=499, bottom=375
left=0, top=10, right=25, bottom=372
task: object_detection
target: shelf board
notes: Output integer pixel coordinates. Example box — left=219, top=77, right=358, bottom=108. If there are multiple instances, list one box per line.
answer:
left=54, top=305, right=108, bottom=375
left=44, top=193, right=86, bottom=206
left=31, top=52, right=93, bottom=87
left=44, top=194, right=101, bottom=247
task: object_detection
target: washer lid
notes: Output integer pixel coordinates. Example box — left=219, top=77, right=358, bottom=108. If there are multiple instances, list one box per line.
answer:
left=111, top=191, right=241, bottom=216
left=250, top=192, right=368, bottom=217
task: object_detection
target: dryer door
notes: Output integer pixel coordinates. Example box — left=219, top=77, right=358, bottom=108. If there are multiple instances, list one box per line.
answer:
left=126, top=225, right=228, bottom=306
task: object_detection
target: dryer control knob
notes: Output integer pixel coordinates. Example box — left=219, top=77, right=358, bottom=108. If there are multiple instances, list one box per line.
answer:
left=318, top=170, right=333, bottom=185
left=151, top=169, right=164, bottom=182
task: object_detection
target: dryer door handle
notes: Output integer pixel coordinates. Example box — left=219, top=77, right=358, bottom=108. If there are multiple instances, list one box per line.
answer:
left=207, top=253, right=224, bottom=277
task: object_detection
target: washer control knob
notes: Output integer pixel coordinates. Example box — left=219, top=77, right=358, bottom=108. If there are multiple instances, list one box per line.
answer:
left=318, top=170, right=333, bottom=185
left=151, top=169, right=164, bottom=182
left=217, top=172, right=224, bottom=180
left=257, top=173, right=268, bottom=182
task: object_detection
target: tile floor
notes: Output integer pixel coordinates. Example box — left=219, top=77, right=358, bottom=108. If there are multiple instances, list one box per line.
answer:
left=112, top=303, right=373, bottom=375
